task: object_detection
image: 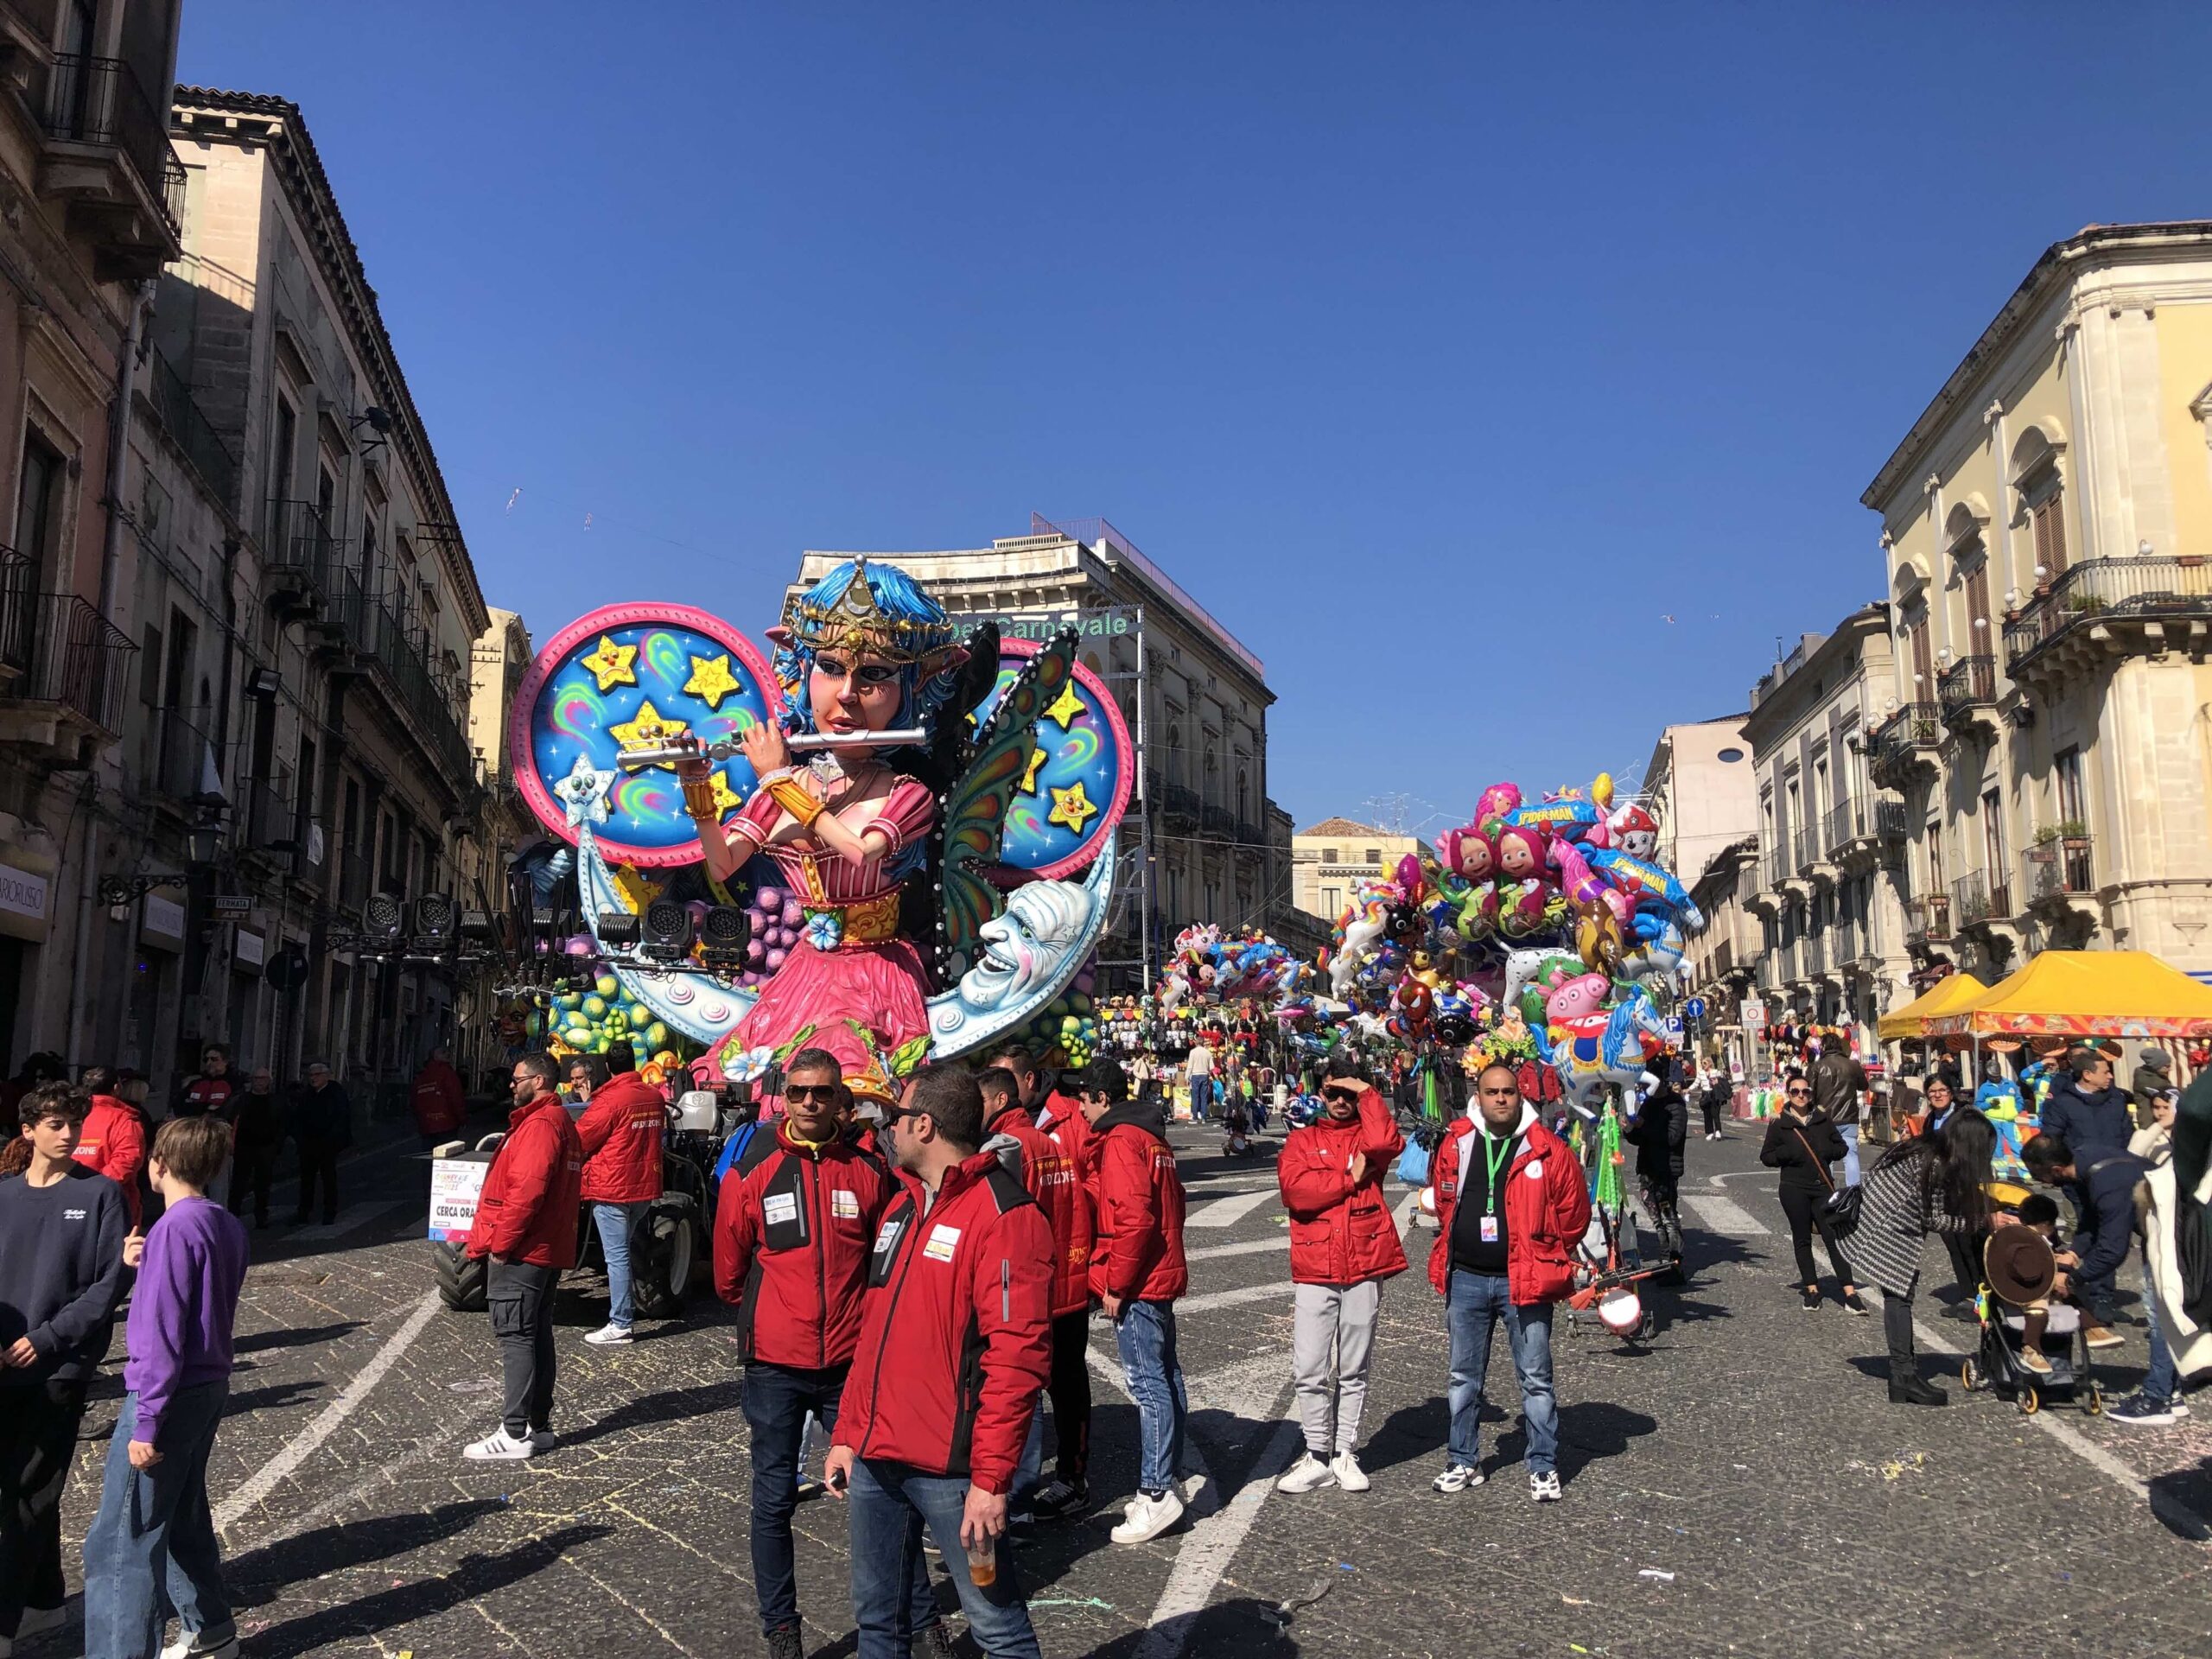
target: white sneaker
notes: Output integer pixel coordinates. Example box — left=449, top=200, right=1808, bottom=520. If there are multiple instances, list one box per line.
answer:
left=1329, top=1449, right=1370, bottom=1492
left=1529, top=1470, right=1562, bottom=1503
left=584, top=1323, right=633, bottom=1346
left=1109, top=1487, right=1185, bottom=1543
left=531, top=1428, right=556, bottom=1454
left=1274, top=1452, right=1337, bottom=1494
left=159, top=1625, right=240, bottom=1659
left=1432, top=1462, right=1483, bottom=1494
left=463, top=1427, right=537, bottom=1461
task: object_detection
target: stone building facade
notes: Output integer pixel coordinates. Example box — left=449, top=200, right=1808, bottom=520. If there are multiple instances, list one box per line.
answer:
left=1863, top=222, right=2212, bottom=985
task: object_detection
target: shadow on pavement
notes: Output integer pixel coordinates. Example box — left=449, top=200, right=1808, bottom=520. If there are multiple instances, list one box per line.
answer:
left=240, top=1521, right=613, bottom=1658
left=558, top=1377, right=748, bottom=1449
left=234, top=1320, right=367, bottom=1355
left=1086, top=1599, right=1296, bottom=1657
left=227, top=1499, right=509, bottom=1601
left=223, top=1380, right=327, bottom=1415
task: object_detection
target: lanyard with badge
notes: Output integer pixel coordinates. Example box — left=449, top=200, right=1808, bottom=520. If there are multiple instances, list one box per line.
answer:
left=1479, top=1131, right=1510, bottom=1244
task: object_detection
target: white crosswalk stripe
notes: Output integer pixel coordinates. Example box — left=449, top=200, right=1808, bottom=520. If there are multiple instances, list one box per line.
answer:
left=1186, top=1186, right=1281, bottom=1229
left=1676, top=1192, right=1770, bottom=1236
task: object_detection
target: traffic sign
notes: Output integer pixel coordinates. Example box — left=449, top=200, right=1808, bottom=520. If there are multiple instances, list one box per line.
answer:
left=1740, top=998, right=1767, bottom=1031
left=265, top=944, right=311, bottom=992
left=1682, top=996, right=1707, bottom=1024
left=1662, top=1014, right=1685, bottom=1039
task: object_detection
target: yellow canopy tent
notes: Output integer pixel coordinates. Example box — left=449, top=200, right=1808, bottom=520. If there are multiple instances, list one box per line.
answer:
left=1876, top=971, right=1988, bottom=1041
left=1920, top=950, right=2212, bottom=1039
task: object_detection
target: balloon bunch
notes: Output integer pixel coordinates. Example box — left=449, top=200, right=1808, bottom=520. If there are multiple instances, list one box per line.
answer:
left=1156, top=925, right=1309, bottom=1014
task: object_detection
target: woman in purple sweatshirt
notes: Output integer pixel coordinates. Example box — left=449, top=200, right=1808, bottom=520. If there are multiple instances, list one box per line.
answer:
left=83, top=1116, right=250, bottom=1659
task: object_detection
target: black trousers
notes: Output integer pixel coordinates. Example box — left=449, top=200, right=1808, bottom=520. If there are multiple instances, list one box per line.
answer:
left=488, top=1260, right=558, bottom=1437
left=1942, top=1227, right=1985, bottom=1302
left=0, top=1377, right=88, bottom=1630
left=294, top=1138, right=340, bottom=1223
left=1777, top=1185, right=1854, bottom=1288
left=231, top=1141, right=278, bottom=1224
left=1047, top=1308, right=1093, bottom=1483
left=1700, top=1096, right=1725, bottom=1135
left=1883, top=1290, right=1917, bottom=1373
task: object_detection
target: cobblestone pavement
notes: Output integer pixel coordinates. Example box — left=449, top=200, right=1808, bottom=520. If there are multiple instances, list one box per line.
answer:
left=30, top=1116, right=2212, bottom=1657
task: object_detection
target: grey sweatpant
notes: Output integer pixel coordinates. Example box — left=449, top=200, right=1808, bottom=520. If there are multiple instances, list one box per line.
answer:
left=1292, top=1280, right=1382, bottom=1456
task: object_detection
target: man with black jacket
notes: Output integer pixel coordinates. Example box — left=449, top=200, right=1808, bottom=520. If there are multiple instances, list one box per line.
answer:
left=2021, top=1133, right=2175, bottom=1420
left=825, top=1064, right=1052, bottom=1659
left=0, top=1083, right=130, bottom=1651
left=1809, top=1039, right=1869, bottom=1185
left=712, top=1049, right=936, bottom=1659
left=2037, top=1048, right=2135, bottom=1323
left=228, top=1067, right=284, bottom=1229
left=290, top=1062, right=353, bottom=1226
left=1626, top=1060, right=1688, bottom=1268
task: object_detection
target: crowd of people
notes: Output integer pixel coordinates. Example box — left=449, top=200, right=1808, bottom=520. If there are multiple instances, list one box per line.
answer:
left=1, top=1016, right=2197, bottom=1658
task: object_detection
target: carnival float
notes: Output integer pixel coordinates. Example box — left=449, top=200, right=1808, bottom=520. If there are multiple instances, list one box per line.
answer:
left=503, top=558, right=1134, bottom=1104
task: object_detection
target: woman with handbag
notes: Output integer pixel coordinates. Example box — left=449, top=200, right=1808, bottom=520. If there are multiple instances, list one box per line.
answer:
left=1759, top=1071, right=1866, bottom=1315
left=1852, top=1111, right=1998, bottom=1406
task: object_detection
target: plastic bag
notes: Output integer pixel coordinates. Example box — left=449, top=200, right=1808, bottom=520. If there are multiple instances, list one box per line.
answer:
left=1396, top=1139, right=1431, bottom=1186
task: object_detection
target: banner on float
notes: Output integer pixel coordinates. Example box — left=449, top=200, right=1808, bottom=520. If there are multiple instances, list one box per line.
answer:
left=428, top=1158, right=489, bottom=1242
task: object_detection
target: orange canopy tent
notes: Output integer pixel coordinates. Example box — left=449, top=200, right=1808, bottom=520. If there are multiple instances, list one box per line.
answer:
left=1919, top=950, right=2212, bottom=1039
left=1876, top=971, right=1988, bottom=1041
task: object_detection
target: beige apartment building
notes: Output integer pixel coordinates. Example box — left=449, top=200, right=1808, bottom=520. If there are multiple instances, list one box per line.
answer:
left=1639, top=716, right=1757, bottom=902
left=1291, top=817, right=1429, bottom=925
left=1863, top=221, right=2212, bottom=984
left=1737, top=605, right=1916, bottom=1052
left=787, top=516, right=1299, bottom=985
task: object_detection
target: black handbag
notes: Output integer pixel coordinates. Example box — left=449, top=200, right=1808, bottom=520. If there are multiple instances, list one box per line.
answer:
left=1792, top=1125, right=1864, bottom=1236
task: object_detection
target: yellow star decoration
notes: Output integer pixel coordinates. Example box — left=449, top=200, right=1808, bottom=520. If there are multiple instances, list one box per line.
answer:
left=684, top=652, right=742, bottom=710
left=1048, top=779, right=1099, bottom=835
left=581, top=634, right=639, bottom=693
left=709, top=769, right=745, bottom=817
left=608, top=699, right=689, bottom=750
left=1041, top=680, right=1087, bottom=733
left=1019, top=747, right=1048, bottom=796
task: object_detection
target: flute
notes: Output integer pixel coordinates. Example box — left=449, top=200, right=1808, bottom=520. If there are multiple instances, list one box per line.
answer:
left=615, top=728, right=929, bottom=772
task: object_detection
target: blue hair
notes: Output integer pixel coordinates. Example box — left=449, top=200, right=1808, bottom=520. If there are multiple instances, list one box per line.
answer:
left=773, top=559, right=963, bottom=742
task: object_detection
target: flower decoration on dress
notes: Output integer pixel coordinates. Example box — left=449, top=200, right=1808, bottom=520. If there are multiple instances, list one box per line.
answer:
left=802, top=912, right=845, bottom=953
left=720, top=1043, right=777, bottom=1084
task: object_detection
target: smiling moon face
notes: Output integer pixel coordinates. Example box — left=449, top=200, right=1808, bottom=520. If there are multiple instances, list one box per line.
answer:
left=958, top=881, right=1093, bottom=1013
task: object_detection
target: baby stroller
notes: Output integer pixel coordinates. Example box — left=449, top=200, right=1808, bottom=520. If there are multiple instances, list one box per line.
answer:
left=1958, top=1224, right=2104, bottom=1417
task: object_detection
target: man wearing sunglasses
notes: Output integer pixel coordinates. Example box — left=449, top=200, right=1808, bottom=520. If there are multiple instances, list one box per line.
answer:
left=1274, top=1056, right=1406, bottom=1497
left=713, top=1049, right=916, bottom=1659
left=826, top=1064, right=1052, bottom=1659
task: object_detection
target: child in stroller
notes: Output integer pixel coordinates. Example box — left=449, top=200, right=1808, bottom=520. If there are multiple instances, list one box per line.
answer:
left=1966, top=1189, right=2105, bottom=1416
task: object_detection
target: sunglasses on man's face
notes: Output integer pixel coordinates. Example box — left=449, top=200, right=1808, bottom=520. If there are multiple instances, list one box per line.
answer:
left=784, top=1084, right=839, bottom=1105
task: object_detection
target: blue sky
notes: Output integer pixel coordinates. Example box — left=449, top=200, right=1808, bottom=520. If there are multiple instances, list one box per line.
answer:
left=179, top=3, right=2212, bottom=837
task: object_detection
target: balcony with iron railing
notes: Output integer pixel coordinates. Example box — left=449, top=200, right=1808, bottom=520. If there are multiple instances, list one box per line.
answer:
left=2023, top=832, right=2096, bottom=910
left=1875, top=797, right=1910, bottom=842
left=1793, top=826, right=1821, bottom=875
left=1937, top=654, right=1999, bottom=732
left=0, top=581, right=136, bottom=753
left=0, top=547, right=33, bottom=683
left=1832, top=910, right=1860, bottom=968
left=147, top=350, right=240, bottom=511
left=31, top=53, right=184, bottom=273
left=1904, top=893, right=1951, bottom=944
left=265, top=500, right=363, bottom=632
left=152, top=706, right=224, bottom=805
left=1951, top=869, right=2012, bottom=930
left=2004, top=554, right=2212, bottom=679
left=1869, top=702, right=1941, bottom=787
left=1802, top=932, right=1827, bottom=978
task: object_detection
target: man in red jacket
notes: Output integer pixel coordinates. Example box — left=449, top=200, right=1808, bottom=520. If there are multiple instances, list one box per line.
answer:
left=72, top=1066, right=146, bottom=1227
left=463, top=1052, right=583, bottom=1463
left=410, top=1046, right=467, bottom=1152
left=712, top=1048, right=934, bottom=1659
left=1423, top=1062, right=1592, bottom=1502
left=1274, top=1056, right=1407, bottom=1497
left=978, top=1064, right=1093, bottom=1522
left=825, top=1064, right=1050, bottom=1659
left=576, top=1062, right=665, bottom=1346
left=1077, top=1055, right=1191, bottom=1546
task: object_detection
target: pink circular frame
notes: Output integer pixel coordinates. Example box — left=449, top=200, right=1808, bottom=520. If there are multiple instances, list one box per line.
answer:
left=508, top=601, right=785, bottom=868
left=995, top=637, right=1135, bottom=881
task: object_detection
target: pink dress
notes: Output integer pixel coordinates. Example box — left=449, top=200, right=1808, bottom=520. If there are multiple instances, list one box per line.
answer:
left=710, top=776, right=937, bottom=1089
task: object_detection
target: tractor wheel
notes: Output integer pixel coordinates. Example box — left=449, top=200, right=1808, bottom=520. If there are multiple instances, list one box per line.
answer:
left=433, top=1241, right=487, bottom=1313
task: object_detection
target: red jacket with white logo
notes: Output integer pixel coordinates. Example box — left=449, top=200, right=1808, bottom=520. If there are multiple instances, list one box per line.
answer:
left=1082, top=1102, right=1188, bottom=1303
left=1278, top=1085, right=1408, bottom=1287
left=714, top=1126, right=897, bottom=1369
left=466, top=1095, right=584, bottom=1268
left=835, top=1151, right=1053, bottom=1494
left=1034, top=1088, right=1092, bottom=1166
left=985, top=1100, right=1094, bottom=1319
left=410, top=1060, right=467, bottom=1138
left=73, top=1095, right=145, bottom=1226
left=576, top=1071, right=665, bottom=1204
left=1424, top=1104, right=1591, bottom=1304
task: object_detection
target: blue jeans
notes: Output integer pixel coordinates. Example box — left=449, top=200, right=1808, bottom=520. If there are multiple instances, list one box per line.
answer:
left=1188, top=1076, right=1213, bottom=1122
left=2144, top=1260, right=2179, bottom=1402
left=83, top=1382, right=232, bottom=1659
left=743, top=1362, right=882, bottom=1637
left=593, top=1200, right=649, bottom=1328
left=1115, top=1299, right=1188, bottom=1495
left=1446, top=1270, right=1558, bottom=1476
left=848, top=1458, right=1040, bottom=1659
left=1839, top=1122, right=1862, bottom=1187
left=1014, top=1397, right=1045, bottom=1510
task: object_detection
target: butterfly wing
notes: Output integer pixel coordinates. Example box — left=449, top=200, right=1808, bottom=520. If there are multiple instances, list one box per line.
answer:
left=937, top=629, right=1077, bottom=974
